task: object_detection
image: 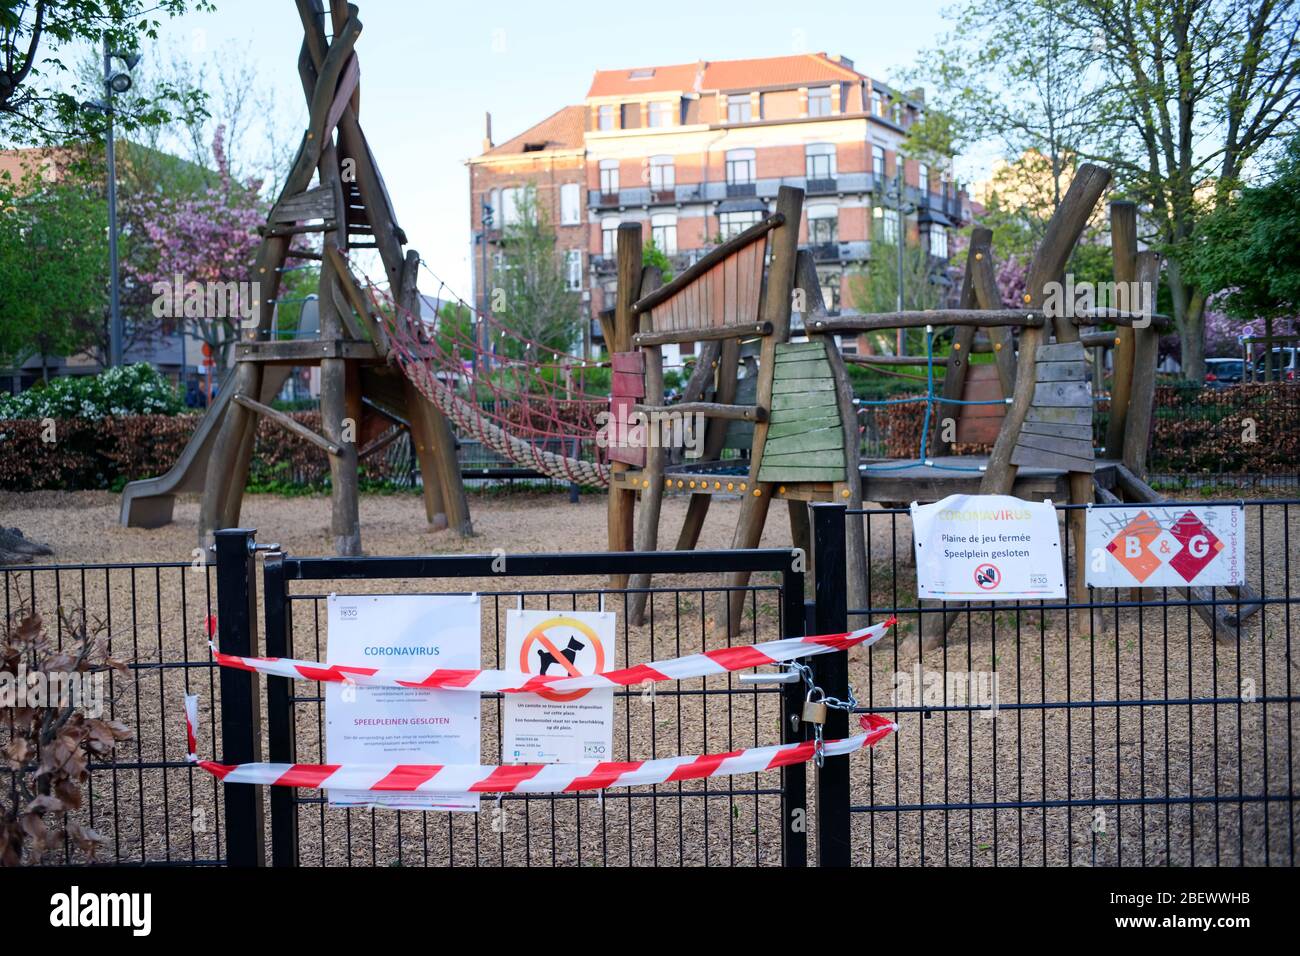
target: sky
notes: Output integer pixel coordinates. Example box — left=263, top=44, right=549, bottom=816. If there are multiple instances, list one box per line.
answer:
left=133, top=0, right=967, bottom=295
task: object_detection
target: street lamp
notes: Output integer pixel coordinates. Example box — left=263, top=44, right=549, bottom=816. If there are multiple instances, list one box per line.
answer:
left=83, top=37, right=140, bottom=368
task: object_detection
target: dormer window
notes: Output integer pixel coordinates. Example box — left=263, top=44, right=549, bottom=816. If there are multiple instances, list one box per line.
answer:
left=629, top=67, right=655, bottom=79
left=727, top=96, right=752, bottom=123
left=808, top=87, right=832, bottom=117
left=871, top=90, right=885, bottom=117
left=598, top=105, right=615, bottom=131
left=647, top=101, right=672, bottom=128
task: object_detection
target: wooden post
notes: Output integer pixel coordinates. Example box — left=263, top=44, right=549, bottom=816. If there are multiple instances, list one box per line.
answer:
left=1104, top=201, right=1138, bottom=458
left=726, top=186, right=804, bottom=630
left=607, top=223, right=642, bottom=591
left=628, top=267, right=665, bottom=626
left=1121, top=251, right=1163, bottom=477
left=969, top=241, right=1017, bottom=396
left=932, top=228, right=986, bottom=456
left=198, top=360, right=264, bottom=547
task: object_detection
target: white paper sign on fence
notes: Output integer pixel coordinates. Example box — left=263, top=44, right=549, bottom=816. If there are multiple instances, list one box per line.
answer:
left=326, top=594, right=482, bottom=812
left=503, top=609, right=616, bottom=764
left=911, top=494, right=1066, bottom=600
left=1084, top=504, right=1245, bottom=588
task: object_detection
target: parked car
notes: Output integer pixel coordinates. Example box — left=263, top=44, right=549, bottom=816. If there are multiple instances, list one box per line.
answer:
left=1252, top=347, right=1298, bottom=382
left=1204, top=357, right=1245, bottom=386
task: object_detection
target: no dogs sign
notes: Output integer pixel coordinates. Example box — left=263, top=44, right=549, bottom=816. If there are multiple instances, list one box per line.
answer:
left=503, top=610, right=616, bottom=764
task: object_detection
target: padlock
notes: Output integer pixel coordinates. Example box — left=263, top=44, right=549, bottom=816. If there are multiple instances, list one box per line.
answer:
left=801, top=699, right=828, bottom=725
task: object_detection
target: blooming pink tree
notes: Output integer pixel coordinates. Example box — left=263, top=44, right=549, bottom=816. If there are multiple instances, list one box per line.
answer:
left=125, top=127, right=267, bottom=371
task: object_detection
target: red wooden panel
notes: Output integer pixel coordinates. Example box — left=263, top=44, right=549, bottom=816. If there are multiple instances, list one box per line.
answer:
left=612, top=371, right=645, bottom=399
left=607, top=395, right=646, bottom=466
left=711, top=262, right=725, bottom=327
left=956, top=365, right=1006, bottom=441
left=610, top=351, right=645, bottom=374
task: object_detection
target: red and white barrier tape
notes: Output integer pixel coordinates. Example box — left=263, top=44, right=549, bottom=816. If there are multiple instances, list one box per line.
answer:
left=183, top=700, right=897, bottom=794
left=209, top=618, right=895, bottom=693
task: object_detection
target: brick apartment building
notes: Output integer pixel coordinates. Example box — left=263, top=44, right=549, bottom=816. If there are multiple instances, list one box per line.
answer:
left=467, top=53, right=970, bottom=359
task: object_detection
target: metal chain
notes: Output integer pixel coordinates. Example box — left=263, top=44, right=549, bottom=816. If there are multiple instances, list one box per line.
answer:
left=784, top=662, right=859, bottom=769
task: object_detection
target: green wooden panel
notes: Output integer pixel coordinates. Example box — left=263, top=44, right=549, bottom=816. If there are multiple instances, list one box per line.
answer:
left=775, top=342, right=826, bottom=359
left=771, top=391, right=839, bottom=413
left=772, top=377, right=836, bottom=394
left=770, top=361, right=834, bottom=380
left=764, top=427, right=845, bottom=455
left=724, top=421, right=755, bottom=447
left=757, top=462, right=846, bottom=482
left=762, top=447, right=845, bottom=467
left=765, top=415, right=840, bottom=439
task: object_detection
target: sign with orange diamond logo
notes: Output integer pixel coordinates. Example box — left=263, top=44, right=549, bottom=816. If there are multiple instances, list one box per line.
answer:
left=1087, top=505, right=1244, bottom=588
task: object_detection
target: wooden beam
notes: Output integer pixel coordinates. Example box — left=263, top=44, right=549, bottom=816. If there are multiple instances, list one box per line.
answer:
left=633, top=401, right=766, bottom=423
left=632, top=321, right=772, bottom=348
left=933, top=227, right=987, bottom=455
left=809, top=310, right=1046, bottom=335
left=608, top=223, right=642, bottom=590
left=1104, top=201, right=1138, bottom=458
left=628, top=267, right=666, bottom=626
left=970, top=241, right=1018, bottom=396
left=1121, top=251, right=1163, bottom=477
left=234, top=394, right=342, bottom=456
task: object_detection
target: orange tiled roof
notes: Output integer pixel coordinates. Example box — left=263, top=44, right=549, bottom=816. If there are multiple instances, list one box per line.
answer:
left=586, top=53, right=864, bottom=98
left=482, top=105, right=586, bottom=157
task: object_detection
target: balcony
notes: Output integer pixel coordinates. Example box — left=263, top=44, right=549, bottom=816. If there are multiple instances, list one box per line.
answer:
left=591, top=191, right=620, bottom=209
left=726, top=181, right=757, bottom=198
left=592, top=255, right=617, bottom=274
left=806, top=177, right=838, bottom=195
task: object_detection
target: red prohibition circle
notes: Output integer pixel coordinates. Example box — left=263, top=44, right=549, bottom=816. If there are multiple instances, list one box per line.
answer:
left=519, top=616, right=605, bottom=702
left=974, top=563, right=1001, bottom=590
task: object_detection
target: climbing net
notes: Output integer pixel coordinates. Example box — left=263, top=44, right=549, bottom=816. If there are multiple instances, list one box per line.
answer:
left=854, top=325, right=1012, bottom=474
left=366, top=261, right=613, bottom=487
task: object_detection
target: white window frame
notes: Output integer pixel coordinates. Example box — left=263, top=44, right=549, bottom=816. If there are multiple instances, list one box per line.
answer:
left=725, top=148, right=756, bottom=186
left=649, top=155, right=675, bottom=192
left=805, top=143, right=837, bottom=181
left=597, top=105, right=615, bottom=131
left=601, top=217, right=621, bottom=257
left=599, top=160, right=619, bottom=195
left=564, top=249, right=583, bottom=290
left=807, top=86, right=832, bottom=117
left=872, top=146, right=886, bottom=181
left=727, top=97, right=752, bottom=123
left=719, top=209, right=762, bottom=240
left=500, top=186, right=524, bottom=227
left=929, top=225, right=948, bottom=259
left=560, top=183, right=581, bottom=225
left=651, top=213, right=678, bottom=255
left=647, top=101, right=672, bottom=128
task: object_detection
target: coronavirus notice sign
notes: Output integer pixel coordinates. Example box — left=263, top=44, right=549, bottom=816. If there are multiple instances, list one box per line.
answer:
left=503, top=610, right=615, bottom=764
left=911, top=494, right=1066, bottom=600
left=1085, top=504, right=1245, bottom=588
left=325, top=594, right=482, bottom=812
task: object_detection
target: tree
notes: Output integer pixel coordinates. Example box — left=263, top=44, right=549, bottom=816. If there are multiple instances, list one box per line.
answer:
left=122, top=127, right=266, bottom=372
left=433, top=300, right=476, bottom=364
left=0, top=167, right=106, bottom=376
left=846, top=238, right=946, bottom=354
left=1186, top=134, right=1300, bottom=372
left=0, top=0, right=209, bottom=145
left=917, top=0, right=1300, bottom=381
left=491, top=183, right=581, bottom=361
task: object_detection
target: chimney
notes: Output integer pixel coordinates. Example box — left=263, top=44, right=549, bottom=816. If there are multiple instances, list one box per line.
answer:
left=828, top=53, right=854, bottom=70
left=482, top=111, right=494, bottom=152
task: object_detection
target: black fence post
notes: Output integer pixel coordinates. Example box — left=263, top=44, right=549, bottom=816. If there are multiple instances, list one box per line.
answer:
left=215, top=528, right=265, bottom=867
left=262, top=550, right=296, bottom=867
left=812, top=503, right=852, bottom=867
left=779, top=563, right=808, bottom=868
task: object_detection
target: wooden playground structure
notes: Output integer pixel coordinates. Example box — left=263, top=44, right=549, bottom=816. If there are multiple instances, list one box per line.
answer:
left=120, top=0, right=471, bottom=552
left=602, top=168, right=1260, bottom=642
left=112, top=1, right=1260, bottom=646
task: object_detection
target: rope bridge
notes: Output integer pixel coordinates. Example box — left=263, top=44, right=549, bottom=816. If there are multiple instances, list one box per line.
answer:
left=366, top=263, right=612, bottom=487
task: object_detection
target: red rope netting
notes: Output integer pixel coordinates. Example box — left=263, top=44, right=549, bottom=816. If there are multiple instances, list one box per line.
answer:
left=360, top=262, right=613, bottom=486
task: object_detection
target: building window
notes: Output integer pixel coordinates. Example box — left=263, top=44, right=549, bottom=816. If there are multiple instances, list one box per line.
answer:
left=818, top=269, right=842, bottom=312
left=891, top=100, right=902, bottom=124
left=928, top=225, right=948, bottom=259
left=485, top=188, right=500, bottom=228
left=807, top=86, right=832, bottom=117
left=599, top=160, right=619, bottom=196
left=560, top=183, right=581, bottom=225
left=649, top=155, right=675, bottom=193
left=647, top=101, right=672, bottom=127
left=725, top=149, right=756, bottom=185
left=872, top=145, right=886, bottom=181
left=565, top=249, right=583, bottom=290
left=917, top=162, right=929, bottom=194
left=807, top=204, right=838, bottom=245
left=727, top=96, right=752, bottom=123
left=873, top=205, right=900, bottom=244
left=805, top=143, right=837, bottom=183
left=719, top=210, right=762, bottom=240
left=601, top=217, right=621, bottom=257
left=871, top=90, right=884, bottom=117
left=500, top=186, right=524, bottom=226
left=651, top=213, right=678, bottom=255
left=621, top=103, right=641, bottom=129
left=598, top=105, right=615, bottom=131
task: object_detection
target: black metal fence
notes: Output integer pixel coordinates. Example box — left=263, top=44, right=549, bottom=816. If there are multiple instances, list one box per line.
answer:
left=5, top=499, right=1297, bottom=867
left=810, top=499, right=1299, bottom=866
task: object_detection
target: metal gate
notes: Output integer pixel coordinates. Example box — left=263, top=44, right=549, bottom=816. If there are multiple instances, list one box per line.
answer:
left=212, top=529, right=812, bottom=867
